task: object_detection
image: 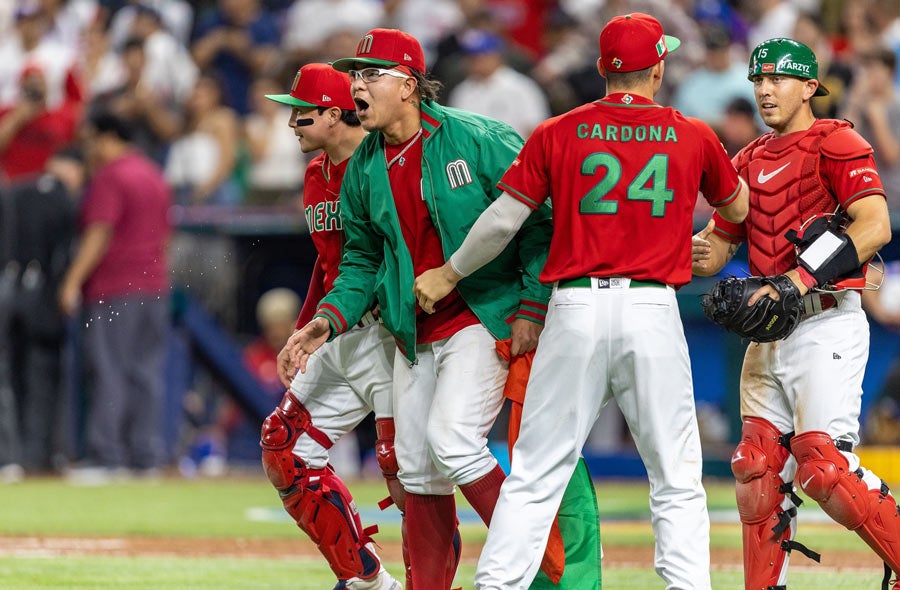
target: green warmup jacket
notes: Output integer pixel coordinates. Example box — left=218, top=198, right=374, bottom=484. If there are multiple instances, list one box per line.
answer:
left=315, top=100, right=601, bottom=588
left=314, top=100, right=552, bottom=362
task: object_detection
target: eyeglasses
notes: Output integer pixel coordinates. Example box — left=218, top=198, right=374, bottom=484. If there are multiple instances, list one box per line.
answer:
left=347, top=67, right=411, bottom=84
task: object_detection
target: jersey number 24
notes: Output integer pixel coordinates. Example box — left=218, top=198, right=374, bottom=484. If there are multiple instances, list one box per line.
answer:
left=579, top=152, right=673, bottom=217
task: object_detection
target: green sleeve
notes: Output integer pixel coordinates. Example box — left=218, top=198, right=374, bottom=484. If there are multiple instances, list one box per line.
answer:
left=314, top=158, right=380, bottom=337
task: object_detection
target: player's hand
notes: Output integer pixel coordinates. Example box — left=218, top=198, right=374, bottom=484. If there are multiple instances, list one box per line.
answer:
left=510, top=318, right=542, bottom=356
left=413, top=261, right=463, bottom=314
left=288, top=317, right=331, bottom=374
left=747, top=269, right=808, bottom=305
left=277, top=329, right=301, bottom=387
left=691, top=219, right=715, bottom=274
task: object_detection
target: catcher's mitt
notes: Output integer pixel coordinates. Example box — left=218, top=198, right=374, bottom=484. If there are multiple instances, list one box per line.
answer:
left=701, top=275, right=803, bottom=342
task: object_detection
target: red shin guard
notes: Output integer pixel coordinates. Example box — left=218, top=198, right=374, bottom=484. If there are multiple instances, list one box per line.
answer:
left=793, top=431, right=900, bottom=575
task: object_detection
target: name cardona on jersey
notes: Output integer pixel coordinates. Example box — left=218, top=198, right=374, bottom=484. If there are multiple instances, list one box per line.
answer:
left=577, top=124, right=678, bottom=142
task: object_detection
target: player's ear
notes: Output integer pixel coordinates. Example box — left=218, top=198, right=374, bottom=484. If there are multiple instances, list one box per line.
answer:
left=597, top=58, right=607, bottom=79
left=802, top=79, right=818, bottom=100
left=401, top=76, right=418, bottom=101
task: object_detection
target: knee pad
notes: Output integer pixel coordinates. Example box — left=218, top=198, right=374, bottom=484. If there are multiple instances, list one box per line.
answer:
left=793, top=431, right=868, bottom=529
left=793, top=431, right=900, bottom=572
left=375, top=418, right=406, bottom=512
left=260, top=391, right=332, bottom=491
left=732, top=417, right=792, bottom=524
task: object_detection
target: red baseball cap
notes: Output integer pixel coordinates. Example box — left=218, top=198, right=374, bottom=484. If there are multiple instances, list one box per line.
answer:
left=264, top=63, right=355, bottom=111
left=331, top=28, right=426, bottom=74
left=599, top=13, right=681, bottom=73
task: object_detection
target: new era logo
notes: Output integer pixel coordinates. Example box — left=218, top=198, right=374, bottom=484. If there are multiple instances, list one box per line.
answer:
left=833, top=352, right=842, bottom=360
left=403, top=52, right=412, bottom=61
left=322, top=94, right=332, bottom=102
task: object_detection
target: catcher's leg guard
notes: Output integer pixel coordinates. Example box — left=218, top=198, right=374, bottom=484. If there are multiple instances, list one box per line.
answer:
left=260, top=392, right=380, bottom=581
left=793, top=431, right=900, bottom=576
left=732, top=417, right=805, bottom=590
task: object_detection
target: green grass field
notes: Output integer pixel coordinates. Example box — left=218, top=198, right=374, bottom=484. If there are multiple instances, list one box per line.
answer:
left=0, top=474, right=887, bottom=589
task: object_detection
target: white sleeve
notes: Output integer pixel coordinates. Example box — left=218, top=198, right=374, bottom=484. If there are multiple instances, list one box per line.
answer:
left=448, top=193, right=535, bottom=277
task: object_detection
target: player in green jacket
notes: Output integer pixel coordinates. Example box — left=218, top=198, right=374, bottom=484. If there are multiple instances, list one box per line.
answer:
left=289, top=28, right=601, bottom=589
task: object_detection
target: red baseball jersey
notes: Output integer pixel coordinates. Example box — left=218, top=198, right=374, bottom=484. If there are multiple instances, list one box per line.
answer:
left=303, top=153, right=348, bottom=295
left=498, top=93, right=741, bottom=287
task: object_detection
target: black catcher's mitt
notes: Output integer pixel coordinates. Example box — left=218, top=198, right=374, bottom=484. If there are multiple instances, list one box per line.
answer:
left=701, top=275, right=803, bottom=342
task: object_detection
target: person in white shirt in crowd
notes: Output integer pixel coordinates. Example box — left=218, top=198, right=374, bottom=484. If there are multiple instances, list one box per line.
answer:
left=108, top=0, right=194, bottom=50
left=448, top=28, right=550, bottom=138
left=0, top=0, right=81, bottom=110
left=243, top=76, right=307, bottom=205
left=281, top=0, right=384, bottom=68
left=672, top=23, right=757, bottom=127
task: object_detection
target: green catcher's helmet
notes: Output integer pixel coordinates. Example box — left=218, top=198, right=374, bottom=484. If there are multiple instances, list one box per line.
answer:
left=748, top=38, right=829, bottom=96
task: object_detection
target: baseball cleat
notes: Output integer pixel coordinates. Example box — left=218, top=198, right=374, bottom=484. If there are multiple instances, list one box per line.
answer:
left=334, top=567, right=402, bottom=590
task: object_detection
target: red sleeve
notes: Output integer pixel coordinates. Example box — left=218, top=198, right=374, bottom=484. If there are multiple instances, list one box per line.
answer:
left=695, top=119, right=741, bottom=208
left=296, top=256, right=325, bottom=329
left=821, top=154, right=886, bottom=209
left=496, top=120, right=550, bottom=209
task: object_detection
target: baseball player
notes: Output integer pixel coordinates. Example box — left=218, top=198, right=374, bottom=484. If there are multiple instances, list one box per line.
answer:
left=258, top=63, right=403, bottom=590
left=691, top=38, right=897, bottom=589
left=288, top=28, right=601, bottom=589
left=413, top=13, right=749, bottom=589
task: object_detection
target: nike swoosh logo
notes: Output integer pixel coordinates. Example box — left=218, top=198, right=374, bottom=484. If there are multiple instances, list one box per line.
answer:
left=801, top=474, right=815, bottom=489
left=757, top=162, right=791, bottom=184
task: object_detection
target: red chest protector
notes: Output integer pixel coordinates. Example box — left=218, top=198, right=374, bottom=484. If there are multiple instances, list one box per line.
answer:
left=735, top=119, right=857, bottom=277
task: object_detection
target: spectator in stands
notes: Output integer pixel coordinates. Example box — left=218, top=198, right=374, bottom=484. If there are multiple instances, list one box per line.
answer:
left=164, top=73, right=242, bottom=206
left=792, top=11, right=854, bottom=119
left=381, top=0, right=463, bottom=64
left=448, top=28, right=550, bottom=138
left=717, top=97, right=762, bottom=158
left=742, top=0, right=799, bottom=51
left=672, top=24, right=756, bottom=126
left=281, top=0, right=384, bottom=66
left=531, top=7, right=603, bottom=115
left=243, top=76, right=307, bottom=205
left=841, top=47, right=900, bottom=210
left=0, top=0, right=82, bottom=110
left=59, top=111, right=172, bottom=482
left=109, top=0, right=194, bottom=50
left=190, top=0, right=280, bottom=115
left=0, top=147, right=82, bottom=476
left=127, top=2, right=197, bottom=107
left=40, top=0, right=101, bottom=51
left=0, top=64, right=80, bottom=181
left=89, top=37, right=182, bottom=165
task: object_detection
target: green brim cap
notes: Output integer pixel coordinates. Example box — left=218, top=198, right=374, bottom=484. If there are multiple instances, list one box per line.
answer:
left=665, top=35, right=681, bottom=54
left=264, top=93, right=317, bottom=108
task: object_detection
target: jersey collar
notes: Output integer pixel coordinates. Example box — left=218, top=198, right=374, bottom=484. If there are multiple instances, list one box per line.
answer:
left=596, top=93, right=659, bottom=107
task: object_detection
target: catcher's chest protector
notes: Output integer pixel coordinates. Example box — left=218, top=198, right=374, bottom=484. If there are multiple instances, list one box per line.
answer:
left=736, top=120, right=849, bottom=276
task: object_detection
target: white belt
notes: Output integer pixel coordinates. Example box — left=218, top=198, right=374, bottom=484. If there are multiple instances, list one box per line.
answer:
left=801, top=291, right=845, bottom=317
left=357, top=310, right=378, bottom=328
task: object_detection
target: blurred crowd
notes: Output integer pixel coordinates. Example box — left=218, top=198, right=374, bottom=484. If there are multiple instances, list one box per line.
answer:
left=0, top=0, right=896, bottom=205
left=0, top=0, right=899, bottom=482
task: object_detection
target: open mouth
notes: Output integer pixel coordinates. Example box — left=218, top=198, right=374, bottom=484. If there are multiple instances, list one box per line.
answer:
left=354, top=98, right=370, bottom=113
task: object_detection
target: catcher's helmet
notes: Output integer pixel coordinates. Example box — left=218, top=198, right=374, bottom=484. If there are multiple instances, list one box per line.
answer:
left=748, top=38, right=829, bottom=96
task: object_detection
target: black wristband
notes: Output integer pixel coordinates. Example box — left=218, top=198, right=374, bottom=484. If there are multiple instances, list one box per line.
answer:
left=798, top=232, right=860, bottom=286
